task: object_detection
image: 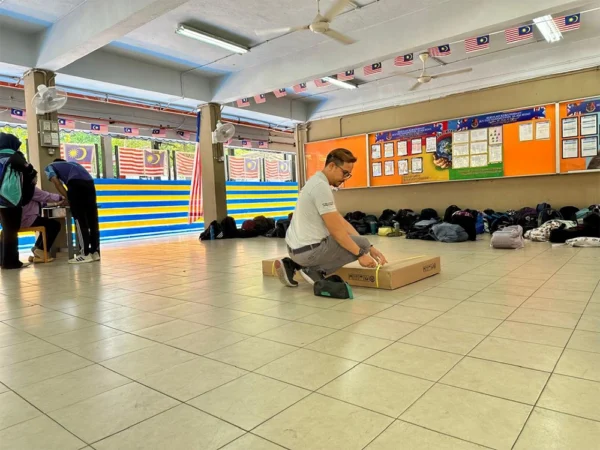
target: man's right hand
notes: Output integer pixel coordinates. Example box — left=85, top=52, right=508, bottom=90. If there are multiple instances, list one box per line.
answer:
left=358, top=254, right=378, bottom=268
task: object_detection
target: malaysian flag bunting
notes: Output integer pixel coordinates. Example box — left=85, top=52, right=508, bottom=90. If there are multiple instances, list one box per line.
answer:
left=63, top=144, right=94, bottom=174
left=364, top=62, right=382, bottom=76
left=505, top=25, right=533, bottom=44
left=228, top=157, right=259, bottom=181
left=265, top=159, right=292, bottom=182
left=236, top=98, right=250, bottom=108
left=152, top=128, right=167, bottom=138
left=90, top=123, right=108, bottom=134
left=429, top=44, right=451, bottom=57
left=314, top=78, right=330, bottom=88
left=258, top=140, right=268, bottom=149
left=188, top=112, right=203, bottom=223
left=394, top=54, right=414, bottom=67
left=175, top=152, right=194, bottom=178
left=554, top=13, right=581, bottom=32
left=10, top=109, right=26, bottom=120
left=254, top=94, right=266, bottom=104
left=273, top=88, right=287, bottom=98
left=144, top=150, right=166, bottom=177
left=117, top=147, right=145, bottom=176
left=123, top=127, right=139, bottom=136
left=293, top=83, right=307, bottom=93
left=176, top=130, right=191, bottom=140
left=465, top=35, right=489, bottom=53
left=58, top=118, right=76, bottom=129
left=241, top=139, right=252, bottom=148
left=338, top=70, right=354, bottom=81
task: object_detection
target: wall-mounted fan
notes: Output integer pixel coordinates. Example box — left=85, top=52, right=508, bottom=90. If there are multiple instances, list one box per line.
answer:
left=255, top=0, right=355, bottom=45
left=212, top=121, right=235, bottom=144
left=31, top=84, right=67, bottom=114
left=402, top=53, right=472, bottom=91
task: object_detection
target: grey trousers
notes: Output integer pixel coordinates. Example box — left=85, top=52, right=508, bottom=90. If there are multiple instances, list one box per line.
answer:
left=289, top=235, right=371, bottom=275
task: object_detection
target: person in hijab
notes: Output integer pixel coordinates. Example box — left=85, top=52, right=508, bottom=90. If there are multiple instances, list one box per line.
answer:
left=0, top=132, right=37, bottom=269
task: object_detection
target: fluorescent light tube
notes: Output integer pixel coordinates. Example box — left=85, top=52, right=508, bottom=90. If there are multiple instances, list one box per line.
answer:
left=322, top=76, right=357, bottom=90
left=533, top=15, right=563, bottom=43
left=176, top=24, right=249, bottom=54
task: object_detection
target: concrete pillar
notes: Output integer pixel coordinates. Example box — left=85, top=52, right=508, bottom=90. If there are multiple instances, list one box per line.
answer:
left=200, top=103, right=227, bottom=224
left=23, top=69, right=59, bottom=192
left=295, top=123, right=308, bottom=189
left=100, top=135, right=114, bottom=178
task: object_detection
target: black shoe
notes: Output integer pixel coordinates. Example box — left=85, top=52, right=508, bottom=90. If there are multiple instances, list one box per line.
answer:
left=299, top=267, right=325, bottom=286
left=274, top=258, right=298, bottom=287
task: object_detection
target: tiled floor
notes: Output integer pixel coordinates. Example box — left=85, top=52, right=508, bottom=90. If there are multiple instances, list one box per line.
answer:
left=1, top=235, right=599, bottom=449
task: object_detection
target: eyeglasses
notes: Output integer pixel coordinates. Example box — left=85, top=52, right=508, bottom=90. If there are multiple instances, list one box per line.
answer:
left=336, top=164, right=352, bottom=180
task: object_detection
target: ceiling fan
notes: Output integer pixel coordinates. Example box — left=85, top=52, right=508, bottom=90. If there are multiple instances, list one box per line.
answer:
left=255, top=0, right=355, bottom=45
left=403, top=53, right=472, bottom=91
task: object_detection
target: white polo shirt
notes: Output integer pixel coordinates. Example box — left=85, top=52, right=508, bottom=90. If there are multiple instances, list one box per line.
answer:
left=286, top=171, right=337, bottom=249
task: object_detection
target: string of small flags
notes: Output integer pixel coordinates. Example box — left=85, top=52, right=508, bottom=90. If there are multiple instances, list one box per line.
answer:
left=235, top=13, right=582, bottom=108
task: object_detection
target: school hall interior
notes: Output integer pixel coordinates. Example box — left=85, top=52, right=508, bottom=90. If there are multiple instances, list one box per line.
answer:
left=0, top=1, right=599, bottom=449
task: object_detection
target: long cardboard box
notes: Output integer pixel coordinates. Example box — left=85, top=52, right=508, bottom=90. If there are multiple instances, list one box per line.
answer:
left=262, top=254, right=440, bottom=290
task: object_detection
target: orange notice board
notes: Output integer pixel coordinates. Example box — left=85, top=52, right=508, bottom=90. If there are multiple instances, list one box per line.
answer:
left=558, top=98, right=600, bottom=173
left=304, top=135, right=368, bottom=188
left=367, top=104, right=557, bottom=187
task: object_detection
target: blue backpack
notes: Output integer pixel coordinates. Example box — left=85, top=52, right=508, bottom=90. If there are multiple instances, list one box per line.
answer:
left=0, top=149, right=23, bottom=208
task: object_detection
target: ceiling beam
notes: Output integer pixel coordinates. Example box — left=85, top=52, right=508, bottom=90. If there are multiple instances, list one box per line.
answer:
left=36, top=0, right=191, bottom=71
left=211, top=0, right=589, bottom=103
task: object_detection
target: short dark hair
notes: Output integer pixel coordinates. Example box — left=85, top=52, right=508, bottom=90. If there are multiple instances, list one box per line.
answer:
left=325, top=148, right=357, bottom=167
left=53, top=158, right=66, bottom=162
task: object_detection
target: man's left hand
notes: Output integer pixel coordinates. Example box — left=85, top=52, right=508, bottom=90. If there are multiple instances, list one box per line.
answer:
left=370, top=247, right=388, bottom=265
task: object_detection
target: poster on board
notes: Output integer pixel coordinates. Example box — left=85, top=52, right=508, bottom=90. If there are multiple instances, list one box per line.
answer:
left=560, top=97, right=600, bottom=172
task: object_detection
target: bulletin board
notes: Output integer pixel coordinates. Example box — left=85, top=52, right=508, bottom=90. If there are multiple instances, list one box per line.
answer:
left=304, top=135, right=369, bottom=188
left=558, top=97, right=600, bottom=173
left=367, top=104, right=557, bottom=187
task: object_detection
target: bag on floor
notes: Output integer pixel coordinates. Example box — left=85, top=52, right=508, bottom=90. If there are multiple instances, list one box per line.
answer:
left=314, top=275, right=353, bottom=299
left=199, top=220, right=223, bottom=241
left=475, top=212, right=485, bottom=235
left=565, top=237, right=600, bottom=247
left=394, top=209, right=419, bottom=232
left=559, top=206, right=579, bottom=221
left=430, top=223, right=469, bottom=243
left=538, top=208, right=562, bottom=226
left=491, top=225, right=524, bottom=249
left=220, top=216, right=238, bottom=239
left=275, top=219, right=291, bottom=238
left=420, top=208, right=439, bottom=221
left=378, top=209, right=396, bottom=227
left=516, top=207, right=538, bottom=233
left=451, top=210, right=477, bottom=241
left=443, top=205, right=461, bottom=223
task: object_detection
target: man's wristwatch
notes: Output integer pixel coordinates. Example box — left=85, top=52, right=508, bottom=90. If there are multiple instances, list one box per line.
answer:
left=357, top=248, right=367, bottom=257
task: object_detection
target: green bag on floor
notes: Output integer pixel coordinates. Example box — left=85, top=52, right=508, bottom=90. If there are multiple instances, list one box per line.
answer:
left=314, top=275, right=354, bottom=300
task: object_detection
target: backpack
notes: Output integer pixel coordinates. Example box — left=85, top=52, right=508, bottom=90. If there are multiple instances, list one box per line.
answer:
left=538, top=208, right=562, bottom=227
left=451, top=210, right=477, bottom=241
left=420, top=208, right=439, bottom=221
left=199, top=220, right=223, bottom=241
left=220, top=216, right=238, bottom=239
left=475, top=212, right=485, bottom=235
left=254, top=216, right=274, bottom=235
left=314, top=275, right=353, bottom=299
left=536, top=203, right=552, bottom=215
left=491, top=225, right=525, bottom=249
left=487, top=213, right=512, bottom=234
left=396, top=210, right=419, bottom=232
left=516, top=207, right=538, bottom=233
left=241, top=220, right=256, bottom=231
left=559, top=206, right=579, bottom=221
left=430, top=223, right=469, bottom=243
left=444, top=205, right=461, bottom=223
left=351, top=220, right=370, bottom=236
left=0, top=150, right=23, bottom=208
left=378, top=209, right=396, bottom=227
left=275, top=219, right=290, bottom=238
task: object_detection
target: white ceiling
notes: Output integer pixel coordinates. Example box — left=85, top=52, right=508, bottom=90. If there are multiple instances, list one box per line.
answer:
left=0, top=0, right=600, bottom=127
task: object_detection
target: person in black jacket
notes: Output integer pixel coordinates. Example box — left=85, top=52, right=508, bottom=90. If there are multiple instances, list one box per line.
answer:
left=0, top=133, right=37, bottom=269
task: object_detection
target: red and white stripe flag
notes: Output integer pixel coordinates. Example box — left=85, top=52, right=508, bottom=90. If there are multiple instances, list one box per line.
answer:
left=429, top=44, right=451, bottom=57
left=176, top=130, right=191, bottom=140
left=273, top=88, right=287, bottom=98
left=117, top=147, right=145, bottom=176
left=236, top=98, right=250, bottom=108
left=554, top=13, right=581, bottom=32
left=363, top=62, right=382, bottom=76
left=258, top=140, right=268, bottom=149
left=265, top=159, right=292, bottom=182
left=394, top=54, right=414, bottom=67
left=123, top=127, right=139, bottom=136
left=188, top=142, right=203, bottom=223
left=152, top=129, right=167, bottom=138
left=314, top=78, right=330, bottom=88
left=241, top=139, right=252, bottom=148
left=505, top=25, right=533, bottom=44
left=338, top=70, right=354, bottom=81
left=293, top=83, right=307, bottom=93
left=254, top=94, right=266, bottom=104
left=10, top=109, right=26, bottom=120
left=58, top=118, right=76, bottom=129
left=464, top=35, right=489, bottom=53
left=90, top=123, right=108, bottom=134
left=176, top=152, right=194, bottom=177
